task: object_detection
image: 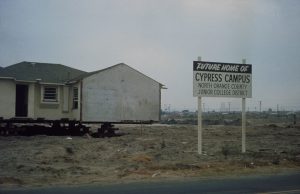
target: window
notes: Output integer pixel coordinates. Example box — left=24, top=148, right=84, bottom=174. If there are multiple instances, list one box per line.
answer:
left=73, top=87, right=78, bottom=109
left=43, top=86, right=58, bottom=102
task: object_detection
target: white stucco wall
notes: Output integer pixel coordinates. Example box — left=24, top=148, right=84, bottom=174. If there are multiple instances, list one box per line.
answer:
left=82, top=64, right=161, bottom=122
left=71, top=83, right=81, bottom=120
left=33, top=84, right=72, bottom=120
left=0, top=79, right=16, bottom=119
left=27, top=83, right=35, bottom=118
left=0, top=80, right=80, bottom=120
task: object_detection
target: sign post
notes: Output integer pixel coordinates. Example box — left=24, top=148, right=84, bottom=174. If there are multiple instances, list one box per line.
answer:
left=242, top=59, right=246, bottom=153
left=193, top=58, right=252, bottom=154
left=197, top=56, right=202, bottom=155
left=198, top=96, right=202, bottom=154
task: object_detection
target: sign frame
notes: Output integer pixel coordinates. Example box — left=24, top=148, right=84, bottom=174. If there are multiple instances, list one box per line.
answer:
left=194, top=57, right=252, bottom=154
left=193, top=61, right=252, bottom=98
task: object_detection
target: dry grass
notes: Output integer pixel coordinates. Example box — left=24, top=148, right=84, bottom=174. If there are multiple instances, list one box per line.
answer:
left=0, top=123, right=299, bottom=186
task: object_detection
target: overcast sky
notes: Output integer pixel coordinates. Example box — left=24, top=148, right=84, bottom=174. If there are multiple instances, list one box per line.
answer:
left=1, top=0, right=300, bottom=111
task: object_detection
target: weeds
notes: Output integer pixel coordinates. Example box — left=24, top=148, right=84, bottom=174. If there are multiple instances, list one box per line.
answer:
left=221, top=144, right=230, bottom=159
left=161, top=139, right=166, bottom=149
left=65, top=147, right=74, bottom=154
left=221, top=142, right=239, bottom=159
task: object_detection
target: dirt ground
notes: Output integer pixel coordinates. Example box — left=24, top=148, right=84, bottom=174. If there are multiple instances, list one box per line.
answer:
left=0, top=122, right=299, bottom=187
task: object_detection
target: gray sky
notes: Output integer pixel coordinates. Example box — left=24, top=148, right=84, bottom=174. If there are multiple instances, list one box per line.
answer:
left=1, top=0, right=300, bottom=111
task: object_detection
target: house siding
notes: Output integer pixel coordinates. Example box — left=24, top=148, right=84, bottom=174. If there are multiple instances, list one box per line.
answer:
left=0, top=79, right=15, bottom=119
left=33, top=84, right=72, bottom=120
left=82, top=64, right=160, bottom=122
left=27, top=83, right=35, bottom=118
left=71, top=83, right=81, bottom=120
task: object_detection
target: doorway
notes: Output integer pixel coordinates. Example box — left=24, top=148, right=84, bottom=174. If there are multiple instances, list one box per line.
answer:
left=15, top=84, right=28, bottom=117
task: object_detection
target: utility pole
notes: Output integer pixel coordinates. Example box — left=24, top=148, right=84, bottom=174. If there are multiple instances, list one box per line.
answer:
left=228, top=102, right=231, bottom=113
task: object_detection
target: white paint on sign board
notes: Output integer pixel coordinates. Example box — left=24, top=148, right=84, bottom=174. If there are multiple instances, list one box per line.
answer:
left=193, top=61, right=252, bottom=98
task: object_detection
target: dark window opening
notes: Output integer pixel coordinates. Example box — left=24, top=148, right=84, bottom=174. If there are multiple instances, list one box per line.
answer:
left=43, top=87, right=58, bottom=102
left=15, top=84, right=28, bottom=117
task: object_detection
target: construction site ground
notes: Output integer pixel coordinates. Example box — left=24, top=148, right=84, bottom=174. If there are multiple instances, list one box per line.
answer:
left=0, top=120, right=299, bottom=187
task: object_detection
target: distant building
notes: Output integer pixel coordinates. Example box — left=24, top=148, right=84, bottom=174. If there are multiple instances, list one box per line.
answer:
left=0, top=61, right=164, bottom=123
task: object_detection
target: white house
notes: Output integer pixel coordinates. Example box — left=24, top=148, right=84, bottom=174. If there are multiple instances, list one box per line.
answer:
left=0, top=61, right=164, bottom=123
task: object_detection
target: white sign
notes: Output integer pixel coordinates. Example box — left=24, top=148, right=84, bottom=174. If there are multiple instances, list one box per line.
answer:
left=193, top=61, right=252, bottom=98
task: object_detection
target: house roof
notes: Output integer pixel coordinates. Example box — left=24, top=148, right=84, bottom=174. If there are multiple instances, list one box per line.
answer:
left=0, top=61, right=164, bottom=87
left=67, top=63, right=128, bottom=82
left=68, top=63, right=164, bottom=86
left=0, top=61, right=87, bottom=84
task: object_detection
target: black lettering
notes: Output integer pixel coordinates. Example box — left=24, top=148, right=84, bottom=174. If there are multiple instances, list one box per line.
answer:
left=225, top=74, right=251, bottom=83
left=196, top=73, right=223, bottom=82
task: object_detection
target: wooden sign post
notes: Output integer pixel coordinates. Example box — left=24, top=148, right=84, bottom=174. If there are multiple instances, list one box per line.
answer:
left=197, top=56, right=202, bottom=155
left=242, top=59, right=246, bottom=153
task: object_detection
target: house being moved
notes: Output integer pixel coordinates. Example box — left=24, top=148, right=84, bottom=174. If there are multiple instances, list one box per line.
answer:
left=0, top=62, right=163, bottom=124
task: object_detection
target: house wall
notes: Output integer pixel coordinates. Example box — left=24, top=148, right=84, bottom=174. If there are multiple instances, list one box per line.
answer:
left=71, top=82, right=81, bottom=120
left=82, top=65, right=160, bottom=122
left=27, top=83, right=35, bottom=118
left=0, top=79, right=16, bottom=119
left=33, top=84, right=73, bottom=120
left=0, top=80, right=82, bottom=121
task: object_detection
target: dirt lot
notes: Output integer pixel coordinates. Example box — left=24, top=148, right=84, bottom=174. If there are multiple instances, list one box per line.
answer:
left=0, top=122, right=299, bottom=187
